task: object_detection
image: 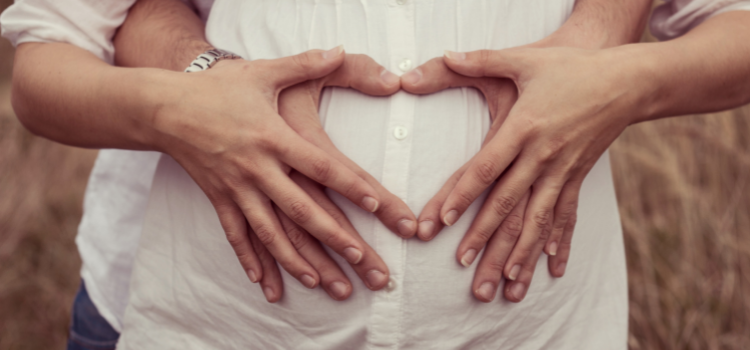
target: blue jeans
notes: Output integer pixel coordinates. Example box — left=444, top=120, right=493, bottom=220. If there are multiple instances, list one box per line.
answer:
left=67, top=281, right=120, bottom=350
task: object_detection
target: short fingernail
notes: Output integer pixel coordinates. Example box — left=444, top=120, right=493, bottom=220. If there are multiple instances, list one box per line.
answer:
left=329, top=281, right=349, bottom=300
left=361, top=196, right=379, bottom=212
left=444, top=50, right=466, bottom=61
left=510, top=283, right=526, bottom=301
left=460, top=249, right=478, bottom=267
left=508, top=264, right=521, bottom=281
left=343, top=247, right=364, bottom=264
left=557, top=262, right=567, bottom=275
left=380, top=69, right=400, bottom=86
left=476, top=282, right=496, bottom=302
left=300, top=274, right=317, bottom=289
left=443, top=210, right=459, bottom=226
left=401, top=67, right=422, bottom=85
left=365, top=270, right=388, bottom=289
left=263, top=287, right=276, bottom=302
left=397, top=219, right=416, bottom=237
left=322, top=45, right=344, bottom=59
left=247, top=269, right=259, bottom=283
left=548, top=241, right=558, bottom=256
left=417, top=220, right=435, bottom=240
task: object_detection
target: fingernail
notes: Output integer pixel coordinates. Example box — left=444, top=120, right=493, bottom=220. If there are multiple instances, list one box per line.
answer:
left=510, top=283, right=526, bottom=301
left=444, top=50, right=466, bottom=61
left=263, top=287, right=276, bottom=302
left=365, top=270, right=388, bottom=289
left=361, top=196, right=379, bottom=212
left=557, top=262, right=567, bottom=275
left=508, top=264, right=521, bottom=281
left=247, top=269, right=259, bottom=283
left=343, top=247, right=363, bottom=264
left=417, top=220, right=435, bottom=240
left=397, top=219, right=416, bottom=237
left=322, top=45, right=344, bottom=60
left=401, top=68, right=422, bottom=85
left=548, top=241, right=558, bottom=256
left=443, top=210, right=459, bottom=226
left=300, top=274, right=317, bottom=289
left=476, top=282, right=496, bottom=302
left=380, top=69, right=400, bottom=86
left=330, top=282, right=349, bottom=300
left=460, top=249, right=478, bottom=267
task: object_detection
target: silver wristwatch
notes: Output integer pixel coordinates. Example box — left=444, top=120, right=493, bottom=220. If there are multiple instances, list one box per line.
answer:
left=184, top=49, right=242, bottom=73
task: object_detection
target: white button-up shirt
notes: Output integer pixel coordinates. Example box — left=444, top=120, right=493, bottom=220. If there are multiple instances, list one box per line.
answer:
left=1, top=0, right=749, bottom=347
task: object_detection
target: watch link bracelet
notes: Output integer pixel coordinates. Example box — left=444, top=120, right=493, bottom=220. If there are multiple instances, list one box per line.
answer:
left=184, top=48, right=242, bottom=73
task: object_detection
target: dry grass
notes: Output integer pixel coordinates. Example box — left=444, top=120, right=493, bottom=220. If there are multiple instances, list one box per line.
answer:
left=0, top=2, right=749, bottom=348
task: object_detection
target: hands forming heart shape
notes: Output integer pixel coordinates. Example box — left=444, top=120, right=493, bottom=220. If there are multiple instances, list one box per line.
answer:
left=168, top=45, right=624, bottom=303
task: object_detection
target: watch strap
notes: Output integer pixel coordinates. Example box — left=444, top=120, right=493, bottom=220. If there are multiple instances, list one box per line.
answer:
left=184, top=49, right=242, bottom=73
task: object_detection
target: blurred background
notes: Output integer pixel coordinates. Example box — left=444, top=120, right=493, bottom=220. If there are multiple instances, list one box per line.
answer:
left=0, top=1, right=748, bottom=349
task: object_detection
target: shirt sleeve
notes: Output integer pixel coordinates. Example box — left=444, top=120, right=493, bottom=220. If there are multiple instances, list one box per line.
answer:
left=650, top=0, right=750, bottom=41
left=0, top=0, right=137, bottom=64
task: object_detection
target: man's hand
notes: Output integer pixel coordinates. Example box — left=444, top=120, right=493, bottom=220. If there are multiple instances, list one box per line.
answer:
left=250, top=54, right=411, bottom=302
left=153, top=48, right=402, bottom=298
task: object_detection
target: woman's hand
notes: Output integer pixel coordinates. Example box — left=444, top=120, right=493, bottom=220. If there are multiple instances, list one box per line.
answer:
left=255, top=54, right=414, bottom=302
left=154, top=48, right=405, bottom=300
left=421, top=46, right=636, bottom=301
left=401, top=57, right=548, bottom=303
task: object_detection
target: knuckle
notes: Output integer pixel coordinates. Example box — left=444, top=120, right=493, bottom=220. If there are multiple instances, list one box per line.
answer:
left=311, top=158, right=333, bottom=183
left=538, top=225, right=552, bottom=242
left=498, top=213, right=524, bottom=242
left=288, top=201, right=312, bottom=224
left=254, top=225, right=278, bottom=247
left=484, top=257, right=508, bottom=274
left=532, top=210, right=551, bottom=229
left=473, top=226, right=495, bottom=244
left=538, top=137, right=566, bottom=162
left=490, top=195, right=517, bottom=219
left=285, top=226, right=309, bottom=250
left=320, top=229, right=347, bottom=249
left=224, top=230, right=247, bottom=249
left=475, top=159, right=499, bottom=185
left=456, top=190, right=477, bottom=209
left=292, top=53, right=315, bottom=76
left=478, top=50, right=492, bottom=74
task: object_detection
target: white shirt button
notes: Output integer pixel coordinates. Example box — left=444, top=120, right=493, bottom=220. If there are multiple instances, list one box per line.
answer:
left=396, top=0, right=407, bottom=5
left=393, top=126, right=408, bottom=140
left=398, top=58, right=412, bottom=72
left=386, top=278, right=397, bottom=292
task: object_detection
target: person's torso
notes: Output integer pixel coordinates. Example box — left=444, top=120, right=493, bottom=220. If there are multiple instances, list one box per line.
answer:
left=118, top=1, right=628, bottom=349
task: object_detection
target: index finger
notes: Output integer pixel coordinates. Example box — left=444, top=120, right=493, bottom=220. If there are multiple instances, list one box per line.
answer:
left=439, top=125, right=524, bottom=226
left=275, top=128, right=382, bottom=214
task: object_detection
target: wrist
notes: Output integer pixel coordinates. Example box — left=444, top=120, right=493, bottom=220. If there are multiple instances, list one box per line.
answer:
left=600, top=44, right=663, bottom=125
left=134, top=68, right=192, bottom=152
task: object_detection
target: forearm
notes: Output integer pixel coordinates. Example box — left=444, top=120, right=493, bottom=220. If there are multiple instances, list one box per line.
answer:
left=11, top=42, right=178, bottom=150
left=10, top=0, right=206, bottom=150
left=539, top=0, right=651, bottom=49
left=114, top=0, right=211, bottom=71
left=632, top=11, right=750, bottom=122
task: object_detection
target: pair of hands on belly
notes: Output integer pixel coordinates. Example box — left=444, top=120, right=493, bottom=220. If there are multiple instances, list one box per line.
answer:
left=171, top=44, right=627, bottom=303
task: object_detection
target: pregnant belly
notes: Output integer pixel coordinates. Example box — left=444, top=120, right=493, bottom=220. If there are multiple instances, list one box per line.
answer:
left=119, top=88, right=629, bottom=350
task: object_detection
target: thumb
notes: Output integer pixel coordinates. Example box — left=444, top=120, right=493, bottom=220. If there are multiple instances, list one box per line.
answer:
left=401, top=56, right=491, bottom=95
left=443, top=49, right=527, bottom=80
left=266, top=46, right=346, bottom=89
left=322, top=54, right=401, bottom=96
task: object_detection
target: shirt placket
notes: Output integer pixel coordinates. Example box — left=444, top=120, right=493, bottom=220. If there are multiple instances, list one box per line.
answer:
left=367, top=1, right=417, bottom=349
